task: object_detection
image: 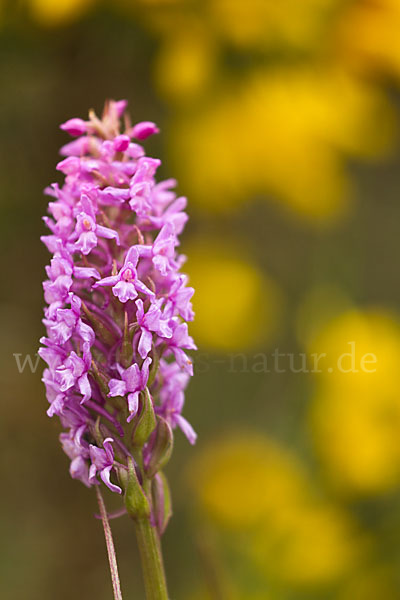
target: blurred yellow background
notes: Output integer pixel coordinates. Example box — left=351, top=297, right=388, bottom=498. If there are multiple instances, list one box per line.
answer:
left=1, top=0, right=400, bottom=598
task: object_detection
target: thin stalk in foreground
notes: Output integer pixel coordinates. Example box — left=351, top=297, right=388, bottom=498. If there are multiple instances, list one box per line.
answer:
left=96, top=486, right=123, bottom=600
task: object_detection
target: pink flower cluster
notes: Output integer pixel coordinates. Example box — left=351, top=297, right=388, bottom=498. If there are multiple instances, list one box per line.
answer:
left=39, top=100, right=196, bottom=498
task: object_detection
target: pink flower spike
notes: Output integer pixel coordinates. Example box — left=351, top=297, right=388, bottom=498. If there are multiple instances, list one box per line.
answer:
left=41, top=99, right=196, bottom=511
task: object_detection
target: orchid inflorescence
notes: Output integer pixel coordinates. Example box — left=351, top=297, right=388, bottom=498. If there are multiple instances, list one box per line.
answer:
left=39, top=100, right=196, bottom=536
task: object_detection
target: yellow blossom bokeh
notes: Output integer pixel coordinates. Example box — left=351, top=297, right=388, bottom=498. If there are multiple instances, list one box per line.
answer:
left=208, top=0, right=339, bottom=51
left=28, top=0, right=95, bottom=26
left=153, top=26, right=216, bottom=102
left=337, top=0, right=400, bottom=80
left=308, top=310, right=400, bottom=494
left=169, top=68, right=394, bottom=221
left=185, top=240, right=282, bottom=351
left=188, top=433, right=364, bottom=590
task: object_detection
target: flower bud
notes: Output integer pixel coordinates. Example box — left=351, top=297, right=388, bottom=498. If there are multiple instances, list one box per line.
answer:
left=147, top=343, right=159, bottom=387
left=125, top=457, right=150, bottom=521
left=117, top=311, right=133, bottom=369
left=151, top=472, right=172, bottom=536
left=132, top=388, right=156, bottom=447
left=145, top=417, right=173, bottom=479
left=117, top=466, right=128, bottom=490
left=81, top=301, right=117, bottom=347
left=60, top=118, right=89, bottom=137
left=90, top=360, right=110, bottom=398
left=132, top=121, right=159, bottom=140
left=113, top=134, right=130, bottom=152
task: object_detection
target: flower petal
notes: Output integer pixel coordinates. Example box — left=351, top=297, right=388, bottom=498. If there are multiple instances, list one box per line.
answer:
left=108, top=378, right=127, bottom=397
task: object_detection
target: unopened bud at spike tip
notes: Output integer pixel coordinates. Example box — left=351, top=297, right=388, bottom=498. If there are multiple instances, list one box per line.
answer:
left=132, top=121, right=159, bottom=140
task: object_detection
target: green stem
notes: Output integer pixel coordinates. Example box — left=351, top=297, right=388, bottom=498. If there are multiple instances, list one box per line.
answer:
left=134, top=517, right=169, bottom=600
